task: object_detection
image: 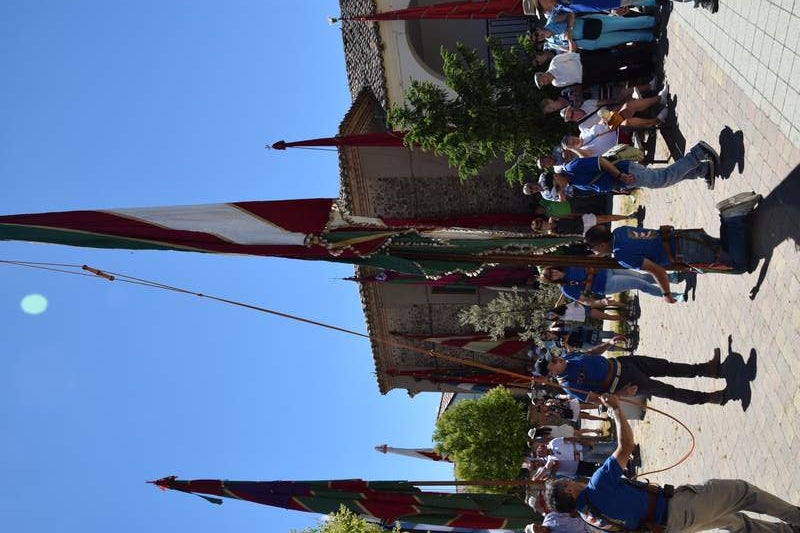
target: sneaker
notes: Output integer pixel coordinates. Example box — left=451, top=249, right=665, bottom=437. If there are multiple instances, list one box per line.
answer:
left=634, top=205, right=646, bottom=227
left=716, top=191, right=757, bottom=211
left=656, top=107, right=670, bottom=122
left=718, top=191, right=762, bottom=218
left=697, top=141, right=721, bottom=172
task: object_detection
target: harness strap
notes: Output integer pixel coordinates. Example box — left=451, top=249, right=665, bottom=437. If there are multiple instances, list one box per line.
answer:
left=660, top=226, right=724, bottom=269
left=583, top=267, right=596, bottom=296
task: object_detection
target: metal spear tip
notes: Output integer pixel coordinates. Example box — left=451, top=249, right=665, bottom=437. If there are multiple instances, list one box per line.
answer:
left=271, top=140, right=287, bottom=150
left=147, top=475, right=178, bottom=489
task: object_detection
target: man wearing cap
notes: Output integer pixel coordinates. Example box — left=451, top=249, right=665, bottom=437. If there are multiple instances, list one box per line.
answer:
left=545, top=393, right=800, bottom=532
left=534, top=349, right=728, bottom=405
left=584, top=192, right=761, bottom=301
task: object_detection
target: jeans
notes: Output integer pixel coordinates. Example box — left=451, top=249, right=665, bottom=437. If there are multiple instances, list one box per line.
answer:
left=719, top=214, right=751, bottom=273
left=604, top=269, right=662, bottom=297
left=666, top=480, right=800, bottom=532
left=580, top=441, right=618, bottom=463
left=625, top=143, right=709, bottom=190
left=574, top=16, right=655, bottom=50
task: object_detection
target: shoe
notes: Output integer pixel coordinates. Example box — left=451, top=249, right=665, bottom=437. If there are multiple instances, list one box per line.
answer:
left=706, top=389, right=728, bottom=405
left=697, top=141, right=721, bottom=172
left=658, top=82, right=670, bottom=105
left=705, top=348, right=722, bottom=378
left=693, top=141, right=719, bottom=189
left=634, top=205, right=646, bottom=227
left=718, top=191, right=762, bottom=218
left=656, top=107, right=669, bottom=123
left=716, top=191, right=757, bottom=211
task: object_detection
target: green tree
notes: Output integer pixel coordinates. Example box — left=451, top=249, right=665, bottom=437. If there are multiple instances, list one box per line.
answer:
left=433, top=386, right=529, bottom=492
left=294, top=505, right=403, bottom=533
left=457, top=284, right=561, bottom=342
left=387, top=36, right=569, bottom=183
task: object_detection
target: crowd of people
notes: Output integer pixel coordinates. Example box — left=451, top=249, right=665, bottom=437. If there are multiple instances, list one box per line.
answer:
left=512, top=1, right=798, bottom=532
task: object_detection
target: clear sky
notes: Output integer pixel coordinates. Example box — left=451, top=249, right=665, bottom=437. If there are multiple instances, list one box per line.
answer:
left=0, top=2, right=455, bottom=531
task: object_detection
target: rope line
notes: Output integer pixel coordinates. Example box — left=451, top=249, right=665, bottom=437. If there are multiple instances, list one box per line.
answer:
left=2, top=259, right=695, bottom=479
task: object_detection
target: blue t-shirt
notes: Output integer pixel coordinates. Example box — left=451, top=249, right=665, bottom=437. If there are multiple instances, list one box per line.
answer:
left=556, top=353, right=616, bottom=401
left=562, top=157, right=630, bottom=193
left=612, top=226, right=673, bottom=269
left=553, top=0, right=625, bottom=14
left=560, top=266, right=609, bottom=301
left=576, top=456, right=668, bottom=530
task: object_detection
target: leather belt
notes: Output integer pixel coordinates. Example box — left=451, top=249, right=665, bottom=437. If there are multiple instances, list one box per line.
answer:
left=598, top=358, right=622, bottom=393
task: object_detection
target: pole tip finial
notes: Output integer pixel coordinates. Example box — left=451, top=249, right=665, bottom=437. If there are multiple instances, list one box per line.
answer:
left=327, top=16, right=339, bottom=24
left=271, top=140, right=287, bottom=150
left=148, top=475, right=177, bottom=490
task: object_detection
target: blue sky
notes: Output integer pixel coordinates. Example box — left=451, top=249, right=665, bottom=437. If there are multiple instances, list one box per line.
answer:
left=0, top=2, right=454, bottom=530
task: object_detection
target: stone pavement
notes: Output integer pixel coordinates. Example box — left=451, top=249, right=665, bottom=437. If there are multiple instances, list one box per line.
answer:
left=623, top=0, right=800, bottom=522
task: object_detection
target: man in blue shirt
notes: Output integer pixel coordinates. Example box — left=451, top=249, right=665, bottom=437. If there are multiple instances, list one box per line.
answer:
left=534, top=351, right=727, bottom=405
left=553, top=141, right=720, bottom=197
left=545, top=393, right=800, bottom=532
left=585, top=194, right=759, bottom=302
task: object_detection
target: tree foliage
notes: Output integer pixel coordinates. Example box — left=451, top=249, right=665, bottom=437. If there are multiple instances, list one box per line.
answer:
left=294, top=505, right=403, bottom=533
left=433, top=386, right=529, bottom=492
left=457, top=285, right=561, bottom=342
left=387, top=36, right=569, bottom=183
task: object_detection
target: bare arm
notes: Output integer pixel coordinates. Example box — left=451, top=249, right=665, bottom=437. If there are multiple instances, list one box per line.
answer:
left=553, top=174, right=570, bottom=202
left=595, top=214, right=631, bottom=224
left=586, top=334, right=627, bottom=355
left=639, top=258, right=676, bottom=303
left=597, top=156, right=631, bottom=185
left=600, top=393, right=635, bottom=470
left=567, top=145, right=595, bottom=158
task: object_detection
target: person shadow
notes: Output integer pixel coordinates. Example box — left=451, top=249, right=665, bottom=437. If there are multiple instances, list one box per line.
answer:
left=718, top=126, right=745, bottom=179
left=719, top=335, right=757, bottom=411
left=748, top=164, right=800, bottom=299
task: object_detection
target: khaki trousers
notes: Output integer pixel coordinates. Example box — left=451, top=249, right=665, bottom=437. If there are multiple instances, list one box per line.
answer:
left=665, top=479, right=800, bottom=532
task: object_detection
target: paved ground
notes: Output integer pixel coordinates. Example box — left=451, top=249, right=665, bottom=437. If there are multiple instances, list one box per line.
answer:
left=621, top=0, right=800, bottom=523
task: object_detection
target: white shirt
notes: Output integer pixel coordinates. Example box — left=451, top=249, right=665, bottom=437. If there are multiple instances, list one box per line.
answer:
left=580, top=122, right=618, bottom=156
left=580, top=213, right=598, bottom=235
left=562, top=301, right=587, bottom=322
left=549, top=436, right=583, bottom=461
left=568, top=397, right=582, bottom=421
left=548, top=52, right=582, bottom=87
left=544, top=454, right=579, bottom=476
left=545, top=424, right=575, bottom=439
left=543, top=511, right=596, bottom=533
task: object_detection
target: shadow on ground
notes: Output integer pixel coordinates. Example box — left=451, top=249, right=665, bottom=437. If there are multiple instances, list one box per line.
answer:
left=748, top=164, right=800, bottom=299
left=720, top=335, right=757, bottom=411
left=718, top=126, right=745, bottom=178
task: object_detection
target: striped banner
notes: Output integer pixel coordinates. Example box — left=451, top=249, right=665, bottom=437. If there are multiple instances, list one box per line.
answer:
left=424, top=334, right=528, bottom=357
